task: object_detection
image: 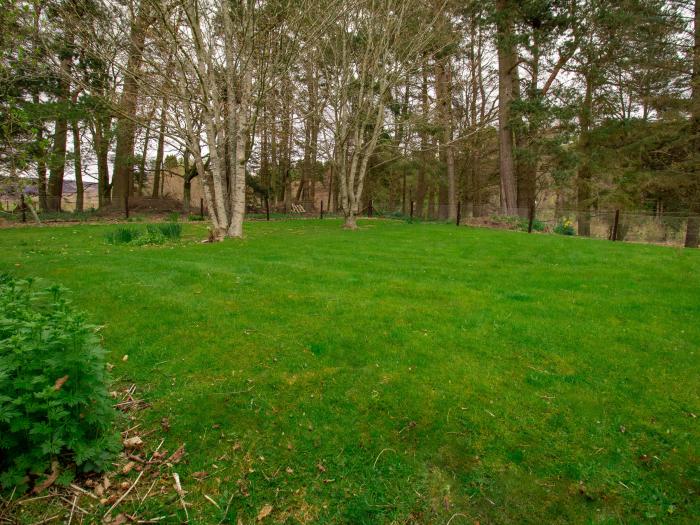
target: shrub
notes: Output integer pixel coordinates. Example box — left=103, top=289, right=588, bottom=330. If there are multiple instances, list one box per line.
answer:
left=525, top=218, right=545, bottom=232
left=554, top=218, right=575, bottom=236
left=0, top=275, right=119, bottom=491
left=488, top=215, right=545, bottom=232
left=167, top=212, right=180, bottom=223
left=188, top=214, right=204, bottom=222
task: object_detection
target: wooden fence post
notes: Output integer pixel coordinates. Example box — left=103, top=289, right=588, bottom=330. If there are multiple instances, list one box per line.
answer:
left=124, top=194, right=129, bottom=219
left=611, top=209, right=620, bottom=241
left=456, top=202, right=461, bottom=226
left=528, top=205, right=535, bottom=233
left=20, top=194, right=26, bottom=223
left=410, top=201, right=414, bottom=222
left=265, top=193, right=270, bottom=221
left=319, top=200, right=324, bottom=219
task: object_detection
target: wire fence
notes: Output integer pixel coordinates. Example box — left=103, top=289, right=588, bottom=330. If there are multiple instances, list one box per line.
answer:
left=244, top=198, right=699, bottom=248
left=2, top=192, right=698, bottom=248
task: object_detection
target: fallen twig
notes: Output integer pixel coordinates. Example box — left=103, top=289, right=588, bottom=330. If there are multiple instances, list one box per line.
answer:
left=204, top=495, right=220, bottom=510
left=69, top=484, right=99, bottom=500
left=18, top=494, right=53, bottom=505
left=67, top=496, right=77, bottom=525
left=104, top=439, right=165, bottom=519
left=446, top=513, right=469, bottom=525
left=373, top=448, right=396, bottom=469
left=172, top=473, right=189, bottom=523
left=137, top=515, right=168, bottom=523
left=60, top=496, right=87, bottom=516
left=29, top=515, right=59, bottom=525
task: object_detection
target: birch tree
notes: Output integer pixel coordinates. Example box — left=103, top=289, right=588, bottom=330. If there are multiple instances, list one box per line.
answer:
left=323, top=0, right=438, bottom=229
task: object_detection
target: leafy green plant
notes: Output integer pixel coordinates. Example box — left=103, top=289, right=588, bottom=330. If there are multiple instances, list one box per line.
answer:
left=0, top=275, right=119, bottom=491
left=130, top=226, right=165, bottom=246
left=524, top=218, right=545, bottom=232
left=167, top=212, right=180, bottom=223
left=488, top=215, right=545, bottom=232
left=188, top=214, right=204, bottom=222
left=554, top=218, right=575, bottom=235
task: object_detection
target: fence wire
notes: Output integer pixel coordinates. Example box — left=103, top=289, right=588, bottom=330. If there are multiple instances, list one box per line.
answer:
left=2, top=192, right=698, bottom=247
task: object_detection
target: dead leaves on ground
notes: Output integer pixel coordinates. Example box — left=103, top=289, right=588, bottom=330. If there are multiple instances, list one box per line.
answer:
left=256, top=503, right=273, bottom=521
left=122, top=436, right=143, bottom=449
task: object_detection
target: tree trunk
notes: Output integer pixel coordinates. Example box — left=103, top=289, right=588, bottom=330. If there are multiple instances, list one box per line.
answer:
left=685, top=216, right=700, bottom=248
left=416, top=66, right=430, bottom=218
left=180, top=152, right=189, bottom=213
left=517, top=159, right=537, bottom=218
left=111, top=0, right=149, bottom=206
left=468, top=16, right=483, bottom=217
left=577, top=74, right=593, bottom=236
left=138, top=113, right=153, bottom=197
left=495, top=0, right=518, bottom=215
left=516, top=31, right=540, bottom=218
left=47, top=36, right=72, bottom=212
left=32, top=6, right=48, bottom=212
left=686, top=0, right=700, bottom=247
left=152, top=100, right=167, bottom=198
left=93, top=115, right=111, bottom=207
left=427, top=182, right=436, bottom=219
left=71, top=120, right=83, bottom=212
left=438, top=180, right=449, bottom=220
left=435, top=57, right=456, bottom=221
left=280, top=76, right=293, bottom=211
left=36, top=125, right=48, bottom=211
left=343, top=212, right=358, bottom=230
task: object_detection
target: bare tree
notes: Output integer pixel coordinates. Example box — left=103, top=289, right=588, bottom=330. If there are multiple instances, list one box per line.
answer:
left=323, top=0, right=438, bottom=229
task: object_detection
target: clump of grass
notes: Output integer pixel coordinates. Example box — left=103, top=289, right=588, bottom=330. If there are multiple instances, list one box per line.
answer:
left=105, top=226, right=141, bottom=245
left=156, top=222, right=182, bottom=239
left=188, top=214, right=204, bottom=222
left=105, top=223, right=181, bottom=245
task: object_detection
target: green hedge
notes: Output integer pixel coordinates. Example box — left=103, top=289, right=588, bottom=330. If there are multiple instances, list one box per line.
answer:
left=0, top=275, right=119, bottom=491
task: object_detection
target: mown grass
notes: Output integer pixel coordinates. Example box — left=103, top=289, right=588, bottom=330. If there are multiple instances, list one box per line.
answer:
left=1, top=220, right=698, bottom=524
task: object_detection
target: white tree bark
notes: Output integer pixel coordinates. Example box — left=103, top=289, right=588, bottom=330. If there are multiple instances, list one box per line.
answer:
left=324, top=0, right=439, bottom=229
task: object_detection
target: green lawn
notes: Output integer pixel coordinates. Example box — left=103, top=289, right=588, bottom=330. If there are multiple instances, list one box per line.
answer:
left=1, top=220, right=699, bottom=524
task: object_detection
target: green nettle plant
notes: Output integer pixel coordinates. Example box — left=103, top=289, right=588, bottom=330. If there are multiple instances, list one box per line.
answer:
left=0, top=275, right=119, bottom=491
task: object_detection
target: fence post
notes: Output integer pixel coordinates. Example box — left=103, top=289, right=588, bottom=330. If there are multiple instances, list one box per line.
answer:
left=528, top=204, right=535, bottom=233
left=265, top=193, right=270, bottom=221
left=20, top=194, right=26, bottom=223
left=611, top=209, right=620, bottom=241
left=319, top=200, right=324, bottom=219
left=124, top=194, right=129, bottom=219
left=456, top=201, right=461, bottom=226
left=200, top=198, right=204, bottom=218
left=410, top=201, right=414, bottom=222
